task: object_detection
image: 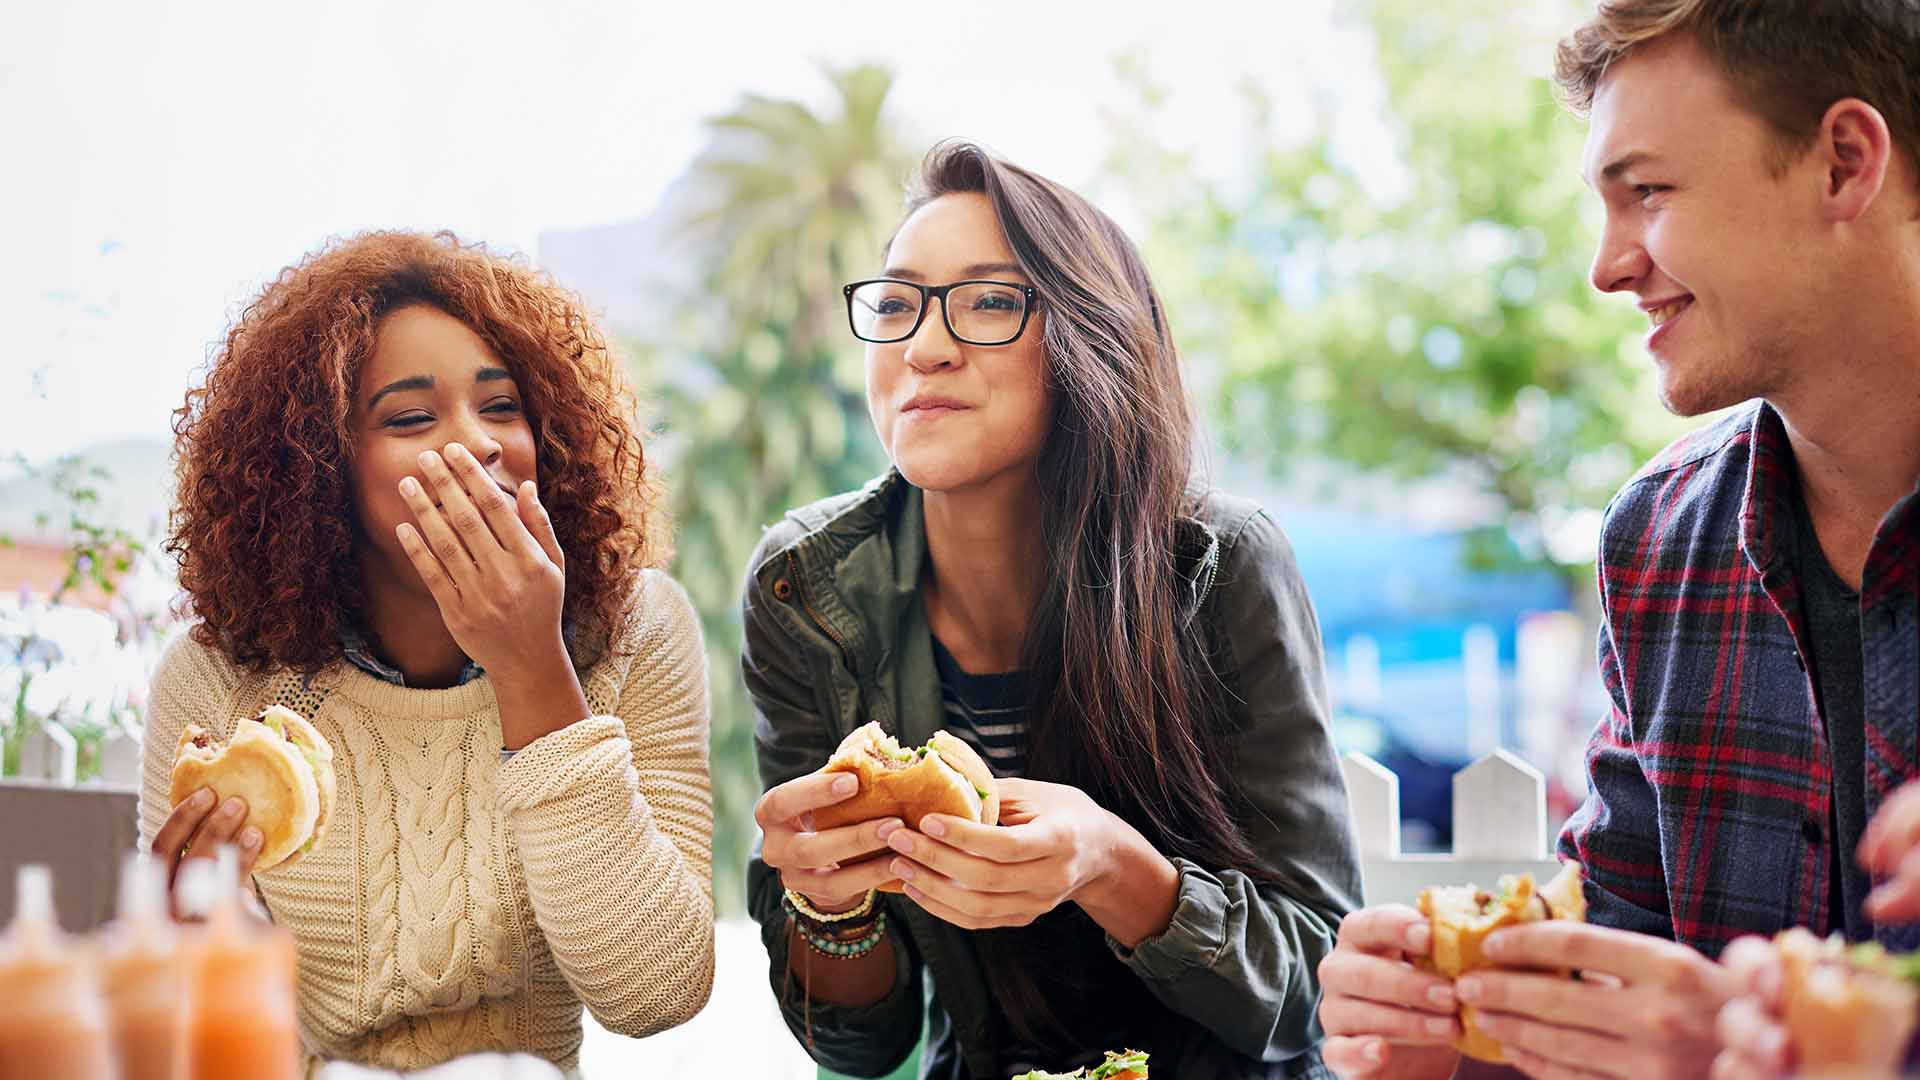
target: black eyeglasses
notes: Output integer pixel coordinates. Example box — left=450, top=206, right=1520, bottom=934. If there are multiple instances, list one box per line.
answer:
left=843, top=278, right=1038, bottom=346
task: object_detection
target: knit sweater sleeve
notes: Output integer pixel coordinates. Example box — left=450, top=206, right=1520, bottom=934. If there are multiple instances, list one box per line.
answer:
left=493, top=569, right=716, bottom=1037
left=138, top=631, right=247, bottom=852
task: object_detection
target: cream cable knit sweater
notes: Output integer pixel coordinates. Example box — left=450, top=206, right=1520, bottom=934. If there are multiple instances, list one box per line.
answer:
left=138, top=570, right=715, bottom=1078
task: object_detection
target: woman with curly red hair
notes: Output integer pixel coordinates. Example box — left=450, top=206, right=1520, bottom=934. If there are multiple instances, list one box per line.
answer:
left=140, top=230, right=714, bottom=1075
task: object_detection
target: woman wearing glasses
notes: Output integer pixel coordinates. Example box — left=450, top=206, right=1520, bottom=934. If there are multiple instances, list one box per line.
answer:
left=746, top=141, right=1360, bottom=1079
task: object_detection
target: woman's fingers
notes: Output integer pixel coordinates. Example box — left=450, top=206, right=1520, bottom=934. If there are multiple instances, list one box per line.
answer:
left=755, top=772, right=859, bottom=829
left=1320, top=995, right=1462, bottom=1043
left=178, top=796, right=251, bottom=875
left=778, top=816, right=903, bottom=871
left=398, top=470, right=478, bottom=590
left=899, top=874, right=1028, bottom=931
left=1321, top=1034, right=1388, bottom=1077
left=1858, top=780, right=1920, bottom=872
left=780, top=854, right=902, bottom=910
left=1865, top=860, right=1920, bottom=921
left=517, top=480, right=565, bottom=571
left=397, top=522, right=464, bottom=611
left=152, top=788, right=219, bottom=886
left=1714, top=997, right=1789, bottom=1076
left=415, top=450, right=501, bottom=574
left=234, top=826, right=264, bottom=874
left=443, top=443, right=538, bottom=561
left=884, top=828, right=1031, bottom=892
left=1719, top=937, right=1783, bottom=1006
left=1319, top=949, right=1459, bottom=1013
left=1337, top=904, right=1433, bottom=957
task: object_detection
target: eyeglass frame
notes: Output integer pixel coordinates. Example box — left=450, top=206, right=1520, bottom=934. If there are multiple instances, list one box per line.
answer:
left=842, top=278, right=1040, bottom=346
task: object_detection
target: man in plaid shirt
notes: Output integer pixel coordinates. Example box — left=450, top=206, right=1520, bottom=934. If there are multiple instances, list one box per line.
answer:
left=1317, top=3, right=1920, bottom=1079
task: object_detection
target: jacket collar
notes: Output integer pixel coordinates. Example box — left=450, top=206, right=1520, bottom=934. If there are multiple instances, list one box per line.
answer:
left=761, top=470, right=1227, bottom=666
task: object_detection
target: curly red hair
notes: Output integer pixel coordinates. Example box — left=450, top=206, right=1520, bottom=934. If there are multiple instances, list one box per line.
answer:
left=167, top=230, right=663, bottom=674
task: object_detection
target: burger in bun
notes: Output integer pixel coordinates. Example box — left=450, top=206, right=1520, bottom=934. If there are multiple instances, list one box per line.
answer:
left=810, top=721, right=998, bottom=892
left=1774, top=927, right=1920, bottom=1078
left=168, top=706, right=336, bottom=873
left=1416, top=861, right=1587, bottom=1063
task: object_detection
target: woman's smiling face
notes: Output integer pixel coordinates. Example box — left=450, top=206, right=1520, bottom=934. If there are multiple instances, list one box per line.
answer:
left=864, top=192, right=1054, bottom=494
left=349, top=304, right=538, bottom=595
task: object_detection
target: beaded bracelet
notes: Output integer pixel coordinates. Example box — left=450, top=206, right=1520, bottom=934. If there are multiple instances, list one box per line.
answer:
left=798, top=912, right=888, bottom=960
left=783, top=887, right=878, bottom=925
left=808, top=913, right=884, bottom=943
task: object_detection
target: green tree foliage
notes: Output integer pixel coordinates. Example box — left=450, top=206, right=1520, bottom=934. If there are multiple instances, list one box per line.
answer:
left=2, top=453, right=151, bottom=778
left=634, top=66, right=907, bottom=914
left=1112, top=0, right=1691, bottom=579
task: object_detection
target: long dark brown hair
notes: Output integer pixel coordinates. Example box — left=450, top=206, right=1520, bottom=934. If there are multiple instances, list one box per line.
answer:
left=902, top=141, right=1271, bottom=1045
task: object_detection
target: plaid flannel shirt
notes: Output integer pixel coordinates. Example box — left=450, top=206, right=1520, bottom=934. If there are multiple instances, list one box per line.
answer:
left=1557, top=401, right=1920, bottom=956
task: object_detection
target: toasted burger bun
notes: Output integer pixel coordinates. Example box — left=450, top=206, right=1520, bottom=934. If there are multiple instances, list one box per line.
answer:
left=810, top=722, right=1000, bottom=893
left=1417, top=862, right=1587, bottom=1063
left=168, top=706, right=336, bottom=873
left=1775, top=928, right=1920, bottom=1078
left=266, top=705, right=336, bottom=871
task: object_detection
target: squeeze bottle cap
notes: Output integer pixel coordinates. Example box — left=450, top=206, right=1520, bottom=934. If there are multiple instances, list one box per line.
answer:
left=14, top=864, right=54, bottom=929
left=117, top=853, right=167, bottom=924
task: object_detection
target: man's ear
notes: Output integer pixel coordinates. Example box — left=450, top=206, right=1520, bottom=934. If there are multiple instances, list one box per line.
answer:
left=1816, top=97, right=1892, bottom=223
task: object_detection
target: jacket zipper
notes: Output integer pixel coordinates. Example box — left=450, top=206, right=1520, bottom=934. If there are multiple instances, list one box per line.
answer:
left=784, top=550, right=856, bottom=673
left=1192, top=532, right=1223, bottom=615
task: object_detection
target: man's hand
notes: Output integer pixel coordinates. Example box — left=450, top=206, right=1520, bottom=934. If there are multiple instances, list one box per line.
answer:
left=1862, top=780, right=1920, bottom=921
left=1316, top=904, right=1465, bottom=1079
left=1459, top=921, right=1733, bottom=1080
left=1709, top=936, right=1793, bottom=1080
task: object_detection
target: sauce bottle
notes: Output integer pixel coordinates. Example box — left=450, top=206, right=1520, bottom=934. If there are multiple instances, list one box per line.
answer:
left=180, top=847, right=301, bottom=1080
left=0, top=864, right=116, bottom=1080
left=100, top=854, right=187, bottom=1080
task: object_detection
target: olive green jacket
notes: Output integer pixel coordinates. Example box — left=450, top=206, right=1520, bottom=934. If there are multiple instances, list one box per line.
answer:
left=744, top=472, right=1360, bottom=1079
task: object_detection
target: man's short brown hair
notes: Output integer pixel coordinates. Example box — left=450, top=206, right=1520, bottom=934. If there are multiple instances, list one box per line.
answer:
left=1555, top=1, right=1920, bottom=184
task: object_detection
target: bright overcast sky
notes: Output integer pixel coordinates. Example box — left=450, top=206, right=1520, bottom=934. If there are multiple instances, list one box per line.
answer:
left=4, top=0, right=1389, bottom=463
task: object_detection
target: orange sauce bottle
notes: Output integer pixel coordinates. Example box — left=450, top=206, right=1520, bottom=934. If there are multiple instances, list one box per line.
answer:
left=0, top=864, right=115, bottom=1080
left=100, top=855, right=187, bottom=1080
left=179, top=848, right=301, bottom=1080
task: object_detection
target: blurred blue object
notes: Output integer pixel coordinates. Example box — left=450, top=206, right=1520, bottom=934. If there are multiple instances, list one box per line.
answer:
left=1275, top=504, right=1573, bottom=761
left=1279, top=506, right=1569, bottom=651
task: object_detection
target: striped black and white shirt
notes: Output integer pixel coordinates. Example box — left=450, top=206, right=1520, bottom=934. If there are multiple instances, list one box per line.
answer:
left=930, top=636, right=1029, bottom=779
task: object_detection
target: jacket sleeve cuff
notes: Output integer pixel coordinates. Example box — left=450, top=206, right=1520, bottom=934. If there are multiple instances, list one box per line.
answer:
left=1107, top=858, right=1230, bottom=982
left=767, top=917, right=921, bottom=1069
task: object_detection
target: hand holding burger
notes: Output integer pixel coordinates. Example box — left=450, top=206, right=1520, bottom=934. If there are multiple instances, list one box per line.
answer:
left=1714, top=930, right=1920, bottom=1080
left=757, top=721, right=1000, bottom=915
left=812, top=721, right=1000, bottom=892
left=152, top=707, right=337, bottom=892
left=1415, top=862, right=1587, bottom=1063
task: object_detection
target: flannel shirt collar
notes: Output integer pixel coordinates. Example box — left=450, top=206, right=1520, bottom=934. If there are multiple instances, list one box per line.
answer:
left=338, top=626, right=484, bottom=688
left=1737, top=399, right=1920, bottom=608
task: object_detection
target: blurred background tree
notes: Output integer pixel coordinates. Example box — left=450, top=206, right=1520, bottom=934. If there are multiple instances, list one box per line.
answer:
left=630, top=65, right=906, bottom=915
left=1108, top=0, right=1689, bottom=583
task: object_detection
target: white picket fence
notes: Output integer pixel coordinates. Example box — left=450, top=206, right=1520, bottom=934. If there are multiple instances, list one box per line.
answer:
left=1342, top=748, right=1564, bottom=904
left=8, top=715, right=143, bottom=789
